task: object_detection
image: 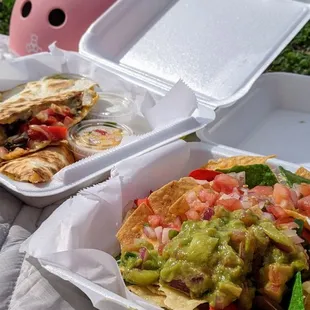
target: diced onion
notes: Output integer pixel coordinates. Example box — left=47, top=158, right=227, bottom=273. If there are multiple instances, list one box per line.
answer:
left=258, top=201, right=266, bottom=210
left=227, top=171, right=246, bottom=186
left=186, top=191, right=197, bottom=204
left=154, top=226, right=163, bottom=242
left=282, top=229, right=304, bottom=244
left=139, top=247, right=148, bottom=261
left=162, top=228, right=172, bottom=244
left=143, top=226, right=156, bottom=240
left=261, top=212, right=275, bottom=221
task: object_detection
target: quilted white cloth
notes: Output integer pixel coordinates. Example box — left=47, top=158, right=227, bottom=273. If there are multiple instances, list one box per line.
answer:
left=0, top=188, right=95, bottom=310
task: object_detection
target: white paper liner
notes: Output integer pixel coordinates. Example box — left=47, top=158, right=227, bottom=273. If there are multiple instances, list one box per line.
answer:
left=21, top=140, right=191, bottom=309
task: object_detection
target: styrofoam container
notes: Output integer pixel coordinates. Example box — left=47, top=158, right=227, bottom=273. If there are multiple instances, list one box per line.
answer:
left=197, top=73, right=310, bottom=167
left=23, top=140, right=306, bottom=310
left=0, top=49, right=214, bottom=207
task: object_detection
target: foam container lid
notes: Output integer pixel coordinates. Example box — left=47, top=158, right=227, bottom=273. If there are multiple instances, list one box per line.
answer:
left=80, top=0, right=310, bottom=108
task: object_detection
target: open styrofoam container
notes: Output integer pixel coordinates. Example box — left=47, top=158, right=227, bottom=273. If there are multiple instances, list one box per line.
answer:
left=79, top=0, right=310, bottom=170
left=23, top=140, right=306, bottom=310
left=0, top=48, right=215, bottom=207
left=197, top=73, right=310, bottom=167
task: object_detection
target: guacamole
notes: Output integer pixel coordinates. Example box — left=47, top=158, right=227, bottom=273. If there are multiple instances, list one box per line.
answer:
left=120, top=207, right=308, bottom=309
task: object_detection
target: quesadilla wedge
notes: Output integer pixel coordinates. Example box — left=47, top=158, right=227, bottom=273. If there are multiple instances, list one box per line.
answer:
left=0, top=143, right=75, bottom=183
left=0, top=76, right=99, bottom=161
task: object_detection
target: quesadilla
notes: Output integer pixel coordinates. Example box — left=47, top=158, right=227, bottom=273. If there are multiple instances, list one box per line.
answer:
left=0, top=143, right=75, bottom=183
left=0, top=76, right=99, bottom=161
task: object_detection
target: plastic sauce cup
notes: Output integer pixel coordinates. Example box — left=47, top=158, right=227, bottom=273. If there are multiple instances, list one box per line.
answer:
left=67, top=119, right=133, bottom=160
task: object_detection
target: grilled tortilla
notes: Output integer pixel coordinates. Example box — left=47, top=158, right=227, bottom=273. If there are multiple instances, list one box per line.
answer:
left=0, top=143, right=75, bottom=183
left=0, top=76, right=99, bottom=161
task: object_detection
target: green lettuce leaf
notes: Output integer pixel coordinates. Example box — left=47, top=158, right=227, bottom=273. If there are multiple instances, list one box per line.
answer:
left=217, top=164, right=278, bottom=189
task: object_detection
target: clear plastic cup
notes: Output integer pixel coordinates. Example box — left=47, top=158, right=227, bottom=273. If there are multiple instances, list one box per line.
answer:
left=67, top=119, right=133, bottom=160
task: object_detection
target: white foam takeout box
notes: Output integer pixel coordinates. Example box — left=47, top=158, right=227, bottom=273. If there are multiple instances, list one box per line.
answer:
left=23, top=141, right=309, bottom=310
left=1, top=0, right=310, bottom=207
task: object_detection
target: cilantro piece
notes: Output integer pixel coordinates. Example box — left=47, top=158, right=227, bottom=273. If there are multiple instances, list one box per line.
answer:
left=279, top=167, right=310, bottom=187
left=294, top=219, right=304, bottom=236
left=217, top=164, right=278, bottom=189
left=289, top=272, right=305, bottom=310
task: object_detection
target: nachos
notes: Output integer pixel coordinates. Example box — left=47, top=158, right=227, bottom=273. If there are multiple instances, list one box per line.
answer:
left=116, top=155, right=310, bottom=310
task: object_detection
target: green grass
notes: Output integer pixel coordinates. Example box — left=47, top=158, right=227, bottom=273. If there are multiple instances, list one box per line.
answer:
left=1, top=1, right=310, bottom=75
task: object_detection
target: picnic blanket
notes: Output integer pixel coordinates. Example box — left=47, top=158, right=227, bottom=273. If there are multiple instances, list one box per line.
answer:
left=0, top=187, right=95, bottom=310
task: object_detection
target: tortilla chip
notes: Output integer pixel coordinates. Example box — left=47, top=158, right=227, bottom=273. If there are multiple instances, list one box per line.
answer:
left=296, top=167, right=310, bottom=180
left=159, top=285, right=207, bottom=310
left=169, top=185, right=206, bottom=216
left=285, top=210, right=310, bottom=230
left=148, top=177, right=199, bottom=222
left=116, top=203, right=154, bottom=251
left=202, top=155, right=276, bottom=170
left=147, top=285, right=166, bottom=297
left=128, top=285, right=166, bottom=309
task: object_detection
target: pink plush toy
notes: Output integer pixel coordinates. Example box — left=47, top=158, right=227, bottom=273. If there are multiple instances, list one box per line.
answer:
left=9, top=0, right=117, bottom=55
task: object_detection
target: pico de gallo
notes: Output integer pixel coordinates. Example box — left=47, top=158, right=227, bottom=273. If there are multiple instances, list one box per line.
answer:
left=116, top=157, right=310, bottom=310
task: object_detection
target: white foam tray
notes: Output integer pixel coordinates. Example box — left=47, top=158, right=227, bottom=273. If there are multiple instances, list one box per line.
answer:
left=198, top=73, right=310, bottom=167
left=23, top=141, right=303, bottom=310
left=0, top=49, right=214, bottom=207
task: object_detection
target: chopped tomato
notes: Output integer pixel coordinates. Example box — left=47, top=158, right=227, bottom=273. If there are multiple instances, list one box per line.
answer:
left=45, top=116, right=58, bottom=125
left=212, top=174, right=240, bottom=194
left=297, top=196, right=310, bottom=217
left=189, top=169, right=222, bottom=181
left=266, top=205, right=288, bottom=219
left=300, top=183, right=310, bottom=197
left=27, top=128, right=48, bottom=141
left=148, top=215, right=163, bottom=228
left=29, top=117, right=41, bottom=125
left=185, top=209, right=200, bottom=220
left=273, top=183, right=295, bottom=209
left=275, top=217, right=294, bottom=226
left=166, top=217, right=182, bottom=231
left=134, top=198, right=148, bottom=207
left=95, top=129, right=108, bottom=135
left=27, top=125, right=67, bottom=141
left=44, top=126, right=67, bottom=140
left=216, top=198, right=242, bottom=211
left=249, top=186, right=273, bottom=196
left=198, top=189, right=219, bottom=207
